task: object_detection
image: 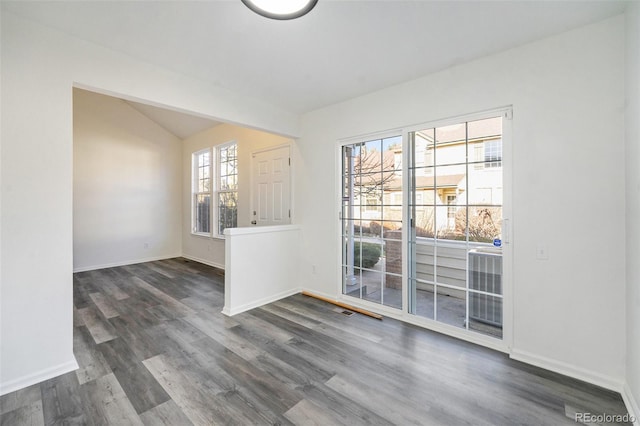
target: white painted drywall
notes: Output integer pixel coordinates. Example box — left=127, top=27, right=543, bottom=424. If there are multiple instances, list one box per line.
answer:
left=625, top=2, right=640, bottom=420
left=223, top=225, right=301, bottom=316
left=0, top=11, right=297, bottom=393
left=73, top=89, right=182, bottom=272
left=181, top=123, right=292, bottom=269
left=1, top=13, right=77, bottom=394
left=297, top=16, right=626, bottom=389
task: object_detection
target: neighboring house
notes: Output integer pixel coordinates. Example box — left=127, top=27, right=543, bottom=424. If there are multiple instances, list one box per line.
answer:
left=349, top=117, right=503, bottom=241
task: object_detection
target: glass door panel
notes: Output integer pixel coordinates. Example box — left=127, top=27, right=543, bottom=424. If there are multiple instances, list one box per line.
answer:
left=409, top=115, right=504, bottom=339
left=341, top=135, right=403, bottom=309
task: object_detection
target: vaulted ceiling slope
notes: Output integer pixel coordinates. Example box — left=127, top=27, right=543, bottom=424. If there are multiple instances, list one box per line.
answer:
left=3, top=0, right=628, bottom=115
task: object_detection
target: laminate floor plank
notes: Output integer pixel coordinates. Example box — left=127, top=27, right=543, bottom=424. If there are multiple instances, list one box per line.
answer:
left=190, top=336, right=304, bottom=414
left=159, top=317, right=211, bottom=346
left=130, top=276, right=195, bottom=318
left=2, top=258, right=631, bottom=426
left=260, top=303, right=324, bottom=329
left=0, top=384, right=41, bottom=415
left=72, top=275, right=95, bottom=310
left=227, top=322, right=336, bottom=384
left=325, top=374, right=432, bottom=426
left=180, top=292, right=224, bottom=313
left=274, top=297, right=384, bottom=344
left=97, top=338, right=170, bottom=414
left=217, top=387, right=296, bottom=426
left=226, top=309, right=296, bottom=344
left=158, top=262, right=224, bottom=295
left=0, top=401, right=44, bottom=426
left=87, top=269, right=129, bottom=301
left=248, top=308, right=368, bottom=362
left=295, top=382, right=395, bottom=426
left=40, top=372, right=86, bottom=425
left=76, top=306, right=117, bottom=344
left=72, top=306, right=84, bottom=328
left=284, top=398, right=352, bottom=426
left=88, top=268, right=129, bottom=300
left=289, top=293, right=392, bottom=336
left=79, top=374, right=143, bottom=426
left=185, top=319, right=264, bottom=361
left=144, top=263, right=175, bottom=279
left=165, top=258, right=224, bottom=280
left=107, top=316, right=164, bottom=362
left=89, top=292, right=119, bottom=319
left=112, top=297, right=164, bottom=330
left=122, top=265, right=191, bottom=301
left=142, top=354, right=248, bottom=426
left=73, top=326, right=112, bottom=385
left=138, top=400, right=193, bottom=426
left=180, top=310, right=240, bottom=338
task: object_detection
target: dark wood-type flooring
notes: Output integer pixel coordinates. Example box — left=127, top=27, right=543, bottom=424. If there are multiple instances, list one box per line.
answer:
left=0, top=258, right=631, bottom=425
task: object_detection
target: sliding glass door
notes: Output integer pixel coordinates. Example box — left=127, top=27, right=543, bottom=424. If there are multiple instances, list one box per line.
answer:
left=339, top=111, right=508, bottom=341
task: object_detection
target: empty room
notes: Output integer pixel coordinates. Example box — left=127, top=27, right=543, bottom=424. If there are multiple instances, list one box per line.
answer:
left=1, top=1, right=639, bottom=425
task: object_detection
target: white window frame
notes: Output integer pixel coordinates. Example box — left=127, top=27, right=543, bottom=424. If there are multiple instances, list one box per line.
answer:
left=191, top=141, right=238, bottom=238
left=215, top=141, right=238, bottom=238
left=335, top=107, right=512, bottom=355
left=192, top=148, right=212, bottom=236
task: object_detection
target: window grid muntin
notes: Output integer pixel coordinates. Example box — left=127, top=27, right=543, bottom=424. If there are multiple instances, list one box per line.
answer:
left=216, top=142, right=238, bottom=237
left=341, top=135, right=403, bottom=309
left=193, top=149, right=212, bottom=234
left=408, top=115, right=503, bottom=338
left=192, top=142, right=238, bottom=237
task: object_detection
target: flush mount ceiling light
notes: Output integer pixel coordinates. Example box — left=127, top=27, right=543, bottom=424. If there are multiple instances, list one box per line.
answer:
left=241, top=0, right=318, bottom=20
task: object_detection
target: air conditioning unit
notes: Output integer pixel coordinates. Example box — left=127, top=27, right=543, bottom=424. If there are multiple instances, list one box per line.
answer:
left=468, top=248, right=503, bottom=327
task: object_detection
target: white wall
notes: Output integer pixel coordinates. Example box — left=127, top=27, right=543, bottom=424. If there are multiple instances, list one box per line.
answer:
left=182, top=123, right=292, bottom=269
left=223, top=225, right=301, bottom=316
left=297, top=16, right=626, bottom=389
left=625, top=1, right=640, bottom=420
left=0, top=11, right=297, bottom=394
left=73, top=89, right=182, bottom=272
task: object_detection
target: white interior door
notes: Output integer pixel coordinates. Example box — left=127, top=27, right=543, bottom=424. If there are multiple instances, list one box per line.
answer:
left=251, top=145, right=291, bottom=226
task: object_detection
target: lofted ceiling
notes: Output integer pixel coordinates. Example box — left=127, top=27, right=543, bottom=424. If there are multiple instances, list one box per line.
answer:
left=3, top=0, right=628, bottom=119
left=125, top=99, right=222, bottom=139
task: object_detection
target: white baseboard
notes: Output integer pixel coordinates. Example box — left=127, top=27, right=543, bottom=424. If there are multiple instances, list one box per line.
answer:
left=510, top=348, right=623, bottom=392
left=222, top=287, right=301, bottom=317
left=73, top=253, right=183, bottom=273
left=622, top=382, right=640, bottom=426
left=181, top=254, right=225, bottom=271
left=0, top=358, right=79, bottom=396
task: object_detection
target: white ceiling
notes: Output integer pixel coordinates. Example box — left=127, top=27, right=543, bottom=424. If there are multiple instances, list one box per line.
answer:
left=125, top=100, right=221, bottom=139
left=3, top=0, right=628, bottom=117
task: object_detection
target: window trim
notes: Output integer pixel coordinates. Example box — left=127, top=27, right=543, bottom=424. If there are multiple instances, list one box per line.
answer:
left=334, top=107, right=512, bottom=354
left=191, top=141, right=238, bottom=239
left=192, top=148, right=212, bottom=236
left=215, top=141, right=238, bottom=238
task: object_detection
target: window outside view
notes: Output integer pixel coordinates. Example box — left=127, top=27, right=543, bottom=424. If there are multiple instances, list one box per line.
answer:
left=342, top=115, right=504, bottom=338
left=217, top=144, right=238, bottom=236
left=194, top=150, right=211, bottom=234
left=193, top=143, right=238, bottom=237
